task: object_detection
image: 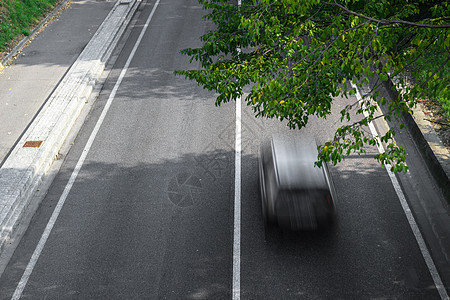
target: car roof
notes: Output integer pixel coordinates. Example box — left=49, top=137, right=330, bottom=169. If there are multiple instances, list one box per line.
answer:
left=271, top=134, right=329, bottom=190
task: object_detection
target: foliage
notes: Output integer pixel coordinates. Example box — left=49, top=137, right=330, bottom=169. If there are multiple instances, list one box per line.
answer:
left=413, top=49, right=450, bottom=119
left=0, top=0, right=60, bottom=52
left=175, top=0, right=450, bottom=172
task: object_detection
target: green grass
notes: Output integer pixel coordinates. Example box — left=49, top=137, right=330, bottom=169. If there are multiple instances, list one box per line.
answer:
left=0, top=0, right=61, bottom=52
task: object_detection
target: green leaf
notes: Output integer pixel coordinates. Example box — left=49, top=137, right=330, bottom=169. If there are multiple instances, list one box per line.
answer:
left=176, top=0, right=448, bottom=173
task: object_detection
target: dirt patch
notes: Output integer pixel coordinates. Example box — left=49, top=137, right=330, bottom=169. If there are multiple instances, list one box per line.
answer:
left=419, top=98, right=450, bottom=151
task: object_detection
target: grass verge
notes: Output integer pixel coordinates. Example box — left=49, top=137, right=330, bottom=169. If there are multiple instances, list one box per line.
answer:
left=0, top=0, right=62, bottom=52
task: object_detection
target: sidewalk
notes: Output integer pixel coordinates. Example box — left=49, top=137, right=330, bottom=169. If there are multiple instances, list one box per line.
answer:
left=0, top=0, right=114, bottom=163
left=0, top=0, right=140, bottom=253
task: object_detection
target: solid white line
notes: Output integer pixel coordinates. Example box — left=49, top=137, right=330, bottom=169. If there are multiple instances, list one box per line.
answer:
left=232, top=94, right=242, bottom=300
left=11, top=1, right=161, bottom=299
left=233, top=2, right=242, bottom=298
left=352, top=83, right=449, bottom=300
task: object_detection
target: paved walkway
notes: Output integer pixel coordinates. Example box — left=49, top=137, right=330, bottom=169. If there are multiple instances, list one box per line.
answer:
left=0, top=0, right=115, bottom=163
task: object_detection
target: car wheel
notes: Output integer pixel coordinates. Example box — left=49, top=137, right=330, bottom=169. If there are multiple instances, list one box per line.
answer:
left=258, top=164, right=271, bottom=240
left=261, top=194, right=272, bottom=235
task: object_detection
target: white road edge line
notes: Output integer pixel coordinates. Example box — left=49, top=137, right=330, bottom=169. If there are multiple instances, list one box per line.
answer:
left=232, top=1, right=242, bottom=299
left=11, top=1, right=161, bottom=299
left=351, top=82, right=449, bottom=300
left=232, top=94, right=242, bottom=300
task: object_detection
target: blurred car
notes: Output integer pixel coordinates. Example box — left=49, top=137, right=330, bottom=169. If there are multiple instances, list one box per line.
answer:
left=258, top=134, right=336, bottom=232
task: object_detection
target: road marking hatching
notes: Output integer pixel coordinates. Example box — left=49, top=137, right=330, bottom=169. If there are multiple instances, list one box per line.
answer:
left=351, top=82, right=449, bottom=300
left=11, top=1, right=161, bottom=299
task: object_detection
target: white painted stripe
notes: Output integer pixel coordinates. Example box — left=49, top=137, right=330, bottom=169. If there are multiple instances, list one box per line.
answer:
left=232, top=94, right=242, bottom=300
left=11, top=1, right=161, bottom=299
left=351, top=83, right=449, bottom=300
left=233, top=1, right=242, bottom=298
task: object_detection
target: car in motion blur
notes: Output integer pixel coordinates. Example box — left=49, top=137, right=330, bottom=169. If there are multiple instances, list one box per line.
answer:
left=258, top=134, right=337, bottom=233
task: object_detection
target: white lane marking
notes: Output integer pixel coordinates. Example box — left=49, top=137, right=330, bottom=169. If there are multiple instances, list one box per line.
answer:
left=232, top=94, right=242, bottom=300
left=233, top=2, right=242, bottom=298
left=352, top=83, right=449, bottom=300
left=11, top=1, right=161, bottom=299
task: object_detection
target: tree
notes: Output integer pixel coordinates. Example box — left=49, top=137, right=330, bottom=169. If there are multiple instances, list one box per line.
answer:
left=175, top=0, right=450, bottom=172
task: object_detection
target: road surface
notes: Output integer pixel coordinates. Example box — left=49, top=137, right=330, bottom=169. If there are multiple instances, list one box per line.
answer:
left=0, top=0, right=448, bottom=299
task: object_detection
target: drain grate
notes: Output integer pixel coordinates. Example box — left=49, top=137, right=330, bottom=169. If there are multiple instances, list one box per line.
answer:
left=23, top=141, right=43, bottom=148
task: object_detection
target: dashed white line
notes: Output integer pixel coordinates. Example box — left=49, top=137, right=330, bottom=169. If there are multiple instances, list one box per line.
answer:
left=11, top=1, right=161, bottom=299
left=351, top=82, right=449, bottom=300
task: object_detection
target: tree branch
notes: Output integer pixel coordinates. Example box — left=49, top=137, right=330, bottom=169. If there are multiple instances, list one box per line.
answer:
left=419, top=54, right=450, bottom=89
left=321, top=1, right=450, bottom=29
left=424, top=119, right=450, bottom=128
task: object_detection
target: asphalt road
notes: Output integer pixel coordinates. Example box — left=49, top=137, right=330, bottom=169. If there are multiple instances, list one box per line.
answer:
left=0, top=0, right=448, bottom=299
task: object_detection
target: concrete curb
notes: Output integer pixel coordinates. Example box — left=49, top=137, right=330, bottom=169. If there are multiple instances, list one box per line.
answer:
left=382, top=78, right=450, bottom=202
left=0, top=0, right=141, bottom=254
left=0, top=0, right=71, bottom=69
